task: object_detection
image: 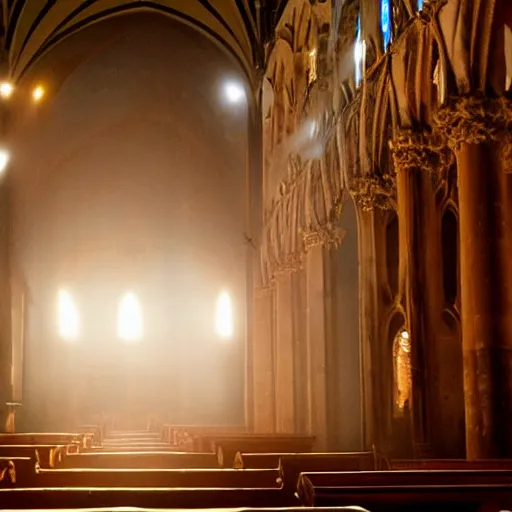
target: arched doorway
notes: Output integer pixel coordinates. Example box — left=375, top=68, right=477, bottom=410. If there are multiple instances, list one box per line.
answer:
left=11, top=13, right=248, bottom=430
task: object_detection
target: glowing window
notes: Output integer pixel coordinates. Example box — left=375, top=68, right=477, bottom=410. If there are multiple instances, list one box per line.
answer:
left=354, top=15, right=365, bottom=87
left=393, top=329, right=412, bottom=414
left=381, top=0, right=392, bottom=49
left=215, top=290, right=234, bottom=340
left=58, top=290, right=79, bottom=341
left=117, top=292, right=143, bottom=342
left=417, top=0, right=424, bottom=9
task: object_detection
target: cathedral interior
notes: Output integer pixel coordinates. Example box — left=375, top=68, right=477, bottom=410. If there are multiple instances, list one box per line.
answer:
left=0, top=0, right=512, bottom=510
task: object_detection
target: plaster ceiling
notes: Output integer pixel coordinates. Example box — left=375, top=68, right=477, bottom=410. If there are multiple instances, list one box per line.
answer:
left=0, top=0, right=287, bottom=84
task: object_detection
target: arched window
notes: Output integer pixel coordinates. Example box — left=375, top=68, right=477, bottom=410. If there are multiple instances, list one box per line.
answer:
left=354, top=14, right=365, bottom=87
left=441, top=208, right=459, bottom=305
left=117, top=292, right=143, bottom=342
left=381, top=0, right=392, bottom=49
left=58, top=289, right=80, bottom=341
left=215, top=290, right=234, bottom=341
left=386, top=214, right=399, bottom=297
left=393, top=329, right=412, bottom=415
left=417, top=0, right=424, bottom=10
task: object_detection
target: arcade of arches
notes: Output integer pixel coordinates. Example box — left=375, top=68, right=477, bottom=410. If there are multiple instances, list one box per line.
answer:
left=0, top=0, right=511, bottom=461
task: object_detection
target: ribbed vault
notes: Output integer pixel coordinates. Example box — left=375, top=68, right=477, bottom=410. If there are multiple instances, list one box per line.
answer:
left=0, top=0, right=275, bottom=83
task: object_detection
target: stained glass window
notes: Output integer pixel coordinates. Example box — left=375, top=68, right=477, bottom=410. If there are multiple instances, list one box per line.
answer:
left=354, top=14, right=364, bottom=86
left=381, top=0, right=392, bottom=49
left=417, top=0, right=424, bottom=10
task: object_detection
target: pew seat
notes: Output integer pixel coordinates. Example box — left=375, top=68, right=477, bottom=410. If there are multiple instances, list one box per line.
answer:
left=0, top=457, right=36, bottom=485
left=29, top=468, right=281, bottom=488
left=195, top=435, right=315, bottom=467
left=392, top=458, right=512, bottom=470
left=0, top=446, right=66, bottom=468
left=57, top=451, right=219, bottom=469
left=298, top=473, right=512, bottom=511
left=0, top=486, right=297, bottom=508
left=163, top=425, right=246, bottom=446
left=0, top=434, right=82, bottom=447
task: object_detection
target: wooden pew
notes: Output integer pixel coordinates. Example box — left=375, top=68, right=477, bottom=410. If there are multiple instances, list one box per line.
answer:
left=298, top=472, right=512, bottom=511
left=29, top=467, right=281, bottom=488
left=0, top=457, right=36, bottom=486
left=234, top=451, right=377, bottom=471
left=202, top=435, right=315, bottom=467
left=392, top=458, right=512, bottom=470
left=0, top=508, right=369, bottom=512
left=0, top=433, right=82, bottom=447
left=163, top=425, right=247, bottom=446
left=0, top=507, right=368, bottom=512
left=0, top=487, right=297, bottom=508
left=0, top=446, right=66, bottom=468
left=57, top=451, right=219, bottom=469
left=274, top=452, right=378, bottom=491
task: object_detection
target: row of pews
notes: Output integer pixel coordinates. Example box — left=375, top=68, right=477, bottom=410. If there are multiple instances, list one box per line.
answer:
left=0, top=422, right=511, bottom=511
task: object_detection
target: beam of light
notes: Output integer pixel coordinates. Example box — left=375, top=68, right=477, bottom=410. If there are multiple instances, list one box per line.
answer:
left=117, top=292, right=143, bottom=343
left=58, top=289, right=79, bottom=341
left=224, top=81, right=245, bottom=104
left=354, top=15, right=365, bottom=87
left=0, top=150, right=10, bottom=174
left=0, top=82, right=13, bottom=99
left=215, top=290, right=234, bottom=340
left=32, top=85, right=45, bottom=103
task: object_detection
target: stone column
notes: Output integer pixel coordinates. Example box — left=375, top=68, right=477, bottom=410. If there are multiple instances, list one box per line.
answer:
left=390, top=131, right=454, bottom=456
left=305, top=242, right=328, bottom=450
left=275, top=272, right=295, bottom=433
left=435, top=96, right=512, bottom=458
left=252, top=285, right=276, bottom=432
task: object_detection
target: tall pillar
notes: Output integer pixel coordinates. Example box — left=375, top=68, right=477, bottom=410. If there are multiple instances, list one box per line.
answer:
left=305, top=243, right=328, bottom=450
left=252, top=285, right=276, bottom=432
left=391, top=132, right=428, bottom=455
left=435, top=96, right=512, bottom=458
left=275, top=272, right=295, bottom=433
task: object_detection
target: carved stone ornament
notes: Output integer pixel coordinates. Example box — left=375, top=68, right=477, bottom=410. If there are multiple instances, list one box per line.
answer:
left=303, top=223, right=346, bottom=252
left=350, top=173, right=396, bottom=212
left=389, top=130, right=454, bottom=175
left=274, top=252, right=305, bottom=275
left=434, top=95, right=512, bottom=151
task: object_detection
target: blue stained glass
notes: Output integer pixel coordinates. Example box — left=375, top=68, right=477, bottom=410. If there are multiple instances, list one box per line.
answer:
left=417, top=0, right=424, bottom=9
left=354, top=14, right=363, bottom=86
left=381, top=0, right=391, bottom=49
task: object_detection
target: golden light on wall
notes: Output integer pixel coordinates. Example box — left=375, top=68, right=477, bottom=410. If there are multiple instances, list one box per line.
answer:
left=0, top=149, right=10, bottom=175
left=0, top=82, right=13, bottom=99
left=117, top=292, right=143, bottom=343
left=215, top=290, right=234, bottom=340
left=32, top=85, right=45, bottom=103
left=58, top=289, right=79, bottom=341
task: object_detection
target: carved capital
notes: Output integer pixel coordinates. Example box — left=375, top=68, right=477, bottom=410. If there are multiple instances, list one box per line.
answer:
left=350, top=173, right=396, bottom=212
left=303, top=223, right=346, bottom=251
left=389, top=130, right=454, bottom=174
left=434, top=95, right=512, bottom=151
left=274, top=252, right=305, bottom=275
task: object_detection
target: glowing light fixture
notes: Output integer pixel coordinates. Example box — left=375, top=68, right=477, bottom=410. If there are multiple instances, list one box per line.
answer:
left=32, top=85, right=45, bottom=103
left=58, top=289, right=79, bottom=341
left=0, top=150, right=10, bottom=174
left=0, top=82, right=13, bottom=99
left=215, top=290, right=234, bottom=340
left=117, top=292, right=143, bottom=342
left=224, top=81, right=245, bottom=104
left=401, top=330, right=409, bottom=340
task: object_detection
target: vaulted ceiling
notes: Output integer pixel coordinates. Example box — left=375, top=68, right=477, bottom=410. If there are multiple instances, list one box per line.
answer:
left=0, top=0, right=289, bottom=84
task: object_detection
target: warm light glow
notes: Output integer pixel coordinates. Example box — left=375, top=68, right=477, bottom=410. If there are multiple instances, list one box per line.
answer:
left=0, top=150, right=10, bottom=174
left=117, top=292, right=143, bottom=342
left=32, top=85, right=45, bottom=102
left=215, top=290, right=234, bottom=340
left=224, top=81, right=245, bottom=104
left=401, top=330, right=410, bottom=340
left=0, top=82, right=13, bottom=99
left=58, top=290, right=79, bottom=341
